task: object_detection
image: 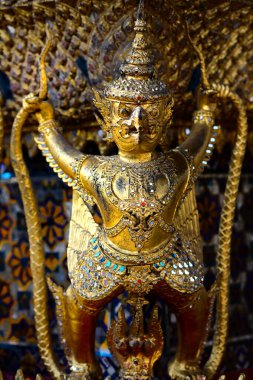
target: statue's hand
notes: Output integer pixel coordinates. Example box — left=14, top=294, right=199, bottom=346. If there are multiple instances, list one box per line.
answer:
left=22, top=93, right=54, bottom=123
left=211, top=83, right=230, bottom=98
left=197, top=87, right=218, bottom=112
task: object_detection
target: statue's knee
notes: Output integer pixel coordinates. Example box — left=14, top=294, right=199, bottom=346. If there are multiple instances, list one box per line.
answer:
left=66, top=285, right=103, bottom=316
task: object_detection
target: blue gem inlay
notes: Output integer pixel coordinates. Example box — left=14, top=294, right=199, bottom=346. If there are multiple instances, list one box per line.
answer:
left=91, top=238, right=97, bottom=243
left=172, top=253, right=177, bottom=258
left=154, top=263, right=159, bottom=268
left=119, top=266, right=125, bottom=272
left=100, top=257, right=106, bottom=263
left=113, top=264, right=118, bottom=270
left=105, top=261, right=111, bottom=268
left=94, top=251, right=101, bottom=257
left=93, top=245, right=98, bottom=250
left=159, top=261, right=165, bottom=267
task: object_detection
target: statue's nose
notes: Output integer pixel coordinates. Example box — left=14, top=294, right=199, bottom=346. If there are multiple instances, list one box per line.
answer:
left=130, top=106, right=148, bottom=131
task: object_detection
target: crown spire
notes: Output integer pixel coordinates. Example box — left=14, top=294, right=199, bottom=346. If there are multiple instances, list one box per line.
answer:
left=103, top=0, right=171, bottom=102
left=137, top=0, right=145, bottom=20
left=120, top=0, right=154, bottom=79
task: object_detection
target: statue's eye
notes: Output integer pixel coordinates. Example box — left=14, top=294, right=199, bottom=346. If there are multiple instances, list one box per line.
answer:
left=119, top=108, right=130, bottom=117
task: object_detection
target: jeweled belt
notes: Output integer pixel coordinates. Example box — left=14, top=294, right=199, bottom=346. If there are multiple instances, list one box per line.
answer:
left=96, top=229, right=178, bottom=266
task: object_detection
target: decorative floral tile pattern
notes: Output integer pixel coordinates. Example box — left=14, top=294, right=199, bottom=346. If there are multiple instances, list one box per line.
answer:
left=7, top=240, right=32, bottom=290
left=8, top=316, right=36, bottom=344
left=39, top=196, right=68, bottom=250
left=0, top=278, right=14, bottom=323
left=0, top=203, right=14, bottom=243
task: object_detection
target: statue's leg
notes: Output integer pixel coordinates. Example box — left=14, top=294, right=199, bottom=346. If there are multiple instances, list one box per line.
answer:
left=65, top=286, right=104, bottom=378
left=51, top=282, right=123, bottom=379
left=152, top=282, right=211, bottom=379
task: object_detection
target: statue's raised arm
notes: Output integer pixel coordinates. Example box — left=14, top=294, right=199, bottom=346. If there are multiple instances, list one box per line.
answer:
left=20, top=28, right=94, bottom=202
left=22, top=90, right=92, bottom=194
left=177, top=88, right=219, bottom=184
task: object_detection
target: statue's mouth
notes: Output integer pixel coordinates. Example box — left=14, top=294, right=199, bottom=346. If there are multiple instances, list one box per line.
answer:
left=121, top=130, right=138, bottom=139
left=119, top=131, right=158, bottom=145
left=118, top=130, right=140, bottom=144
left=116, top=122, right=158, bottom=143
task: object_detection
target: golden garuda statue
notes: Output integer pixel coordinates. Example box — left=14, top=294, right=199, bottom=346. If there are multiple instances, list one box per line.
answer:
left=10, top=1, right=248, bottom=379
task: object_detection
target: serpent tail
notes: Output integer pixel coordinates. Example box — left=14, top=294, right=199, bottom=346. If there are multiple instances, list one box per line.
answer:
left=10, top=109, right=62, bottom=379
left=204, top=85, right=248, bottom=378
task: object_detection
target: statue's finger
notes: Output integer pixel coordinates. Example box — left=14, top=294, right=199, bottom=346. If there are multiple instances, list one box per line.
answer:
left=27, top=97, right=40, bottom=105
left=205, top=89, right=218, bottom=96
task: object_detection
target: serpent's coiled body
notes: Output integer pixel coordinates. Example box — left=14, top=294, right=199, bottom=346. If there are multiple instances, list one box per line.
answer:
left=204, top=85, right=248, bottom=378
left=10, top=109, right=62, bottom=379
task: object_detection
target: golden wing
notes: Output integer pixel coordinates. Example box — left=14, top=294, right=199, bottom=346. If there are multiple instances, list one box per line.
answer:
left=174, top=186, right=202, bottom=261
left=35, top=133, right=94, bottom=205
left=35, top=133, right=99, bottom=272
left=67, top=190, right=100, bottom=273
left=35, top=134, right=78, bottom=188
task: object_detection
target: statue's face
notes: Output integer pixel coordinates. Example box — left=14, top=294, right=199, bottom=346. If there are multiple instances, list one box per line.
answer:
left=109, top=99, right=173, bottom=153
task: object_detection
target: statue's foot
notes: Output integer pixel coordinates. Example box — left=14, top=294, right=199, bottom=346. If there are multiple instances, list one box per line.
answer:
left=168, top=359, right=205, bottom=380
left=67, top=363, right=103, bottom=380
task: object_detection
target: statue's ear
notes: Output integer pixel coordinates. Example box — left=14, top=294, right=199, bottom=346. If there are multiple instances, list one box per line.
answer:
left=165, top=96, right=174, bottom=111
left=93, top=88, right=108, bottom=127
left=93, top=88, right=102, bottom=107
left=163, top=96, right=173, bottom=122
left=92, top=88, right=110, bottom=128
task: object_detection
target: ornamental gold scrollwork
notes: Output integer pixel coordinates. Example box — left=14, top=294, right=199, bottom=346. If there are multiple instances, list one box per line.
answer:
left=107, top=297, right=164, bottom=380
left=10, top=1, right=248, bottom=379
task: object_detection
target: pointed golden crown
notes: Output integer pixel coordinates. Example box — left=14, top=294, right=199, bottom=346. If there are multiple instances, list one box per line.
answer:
left=104, top=0, right=171, bottom=102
